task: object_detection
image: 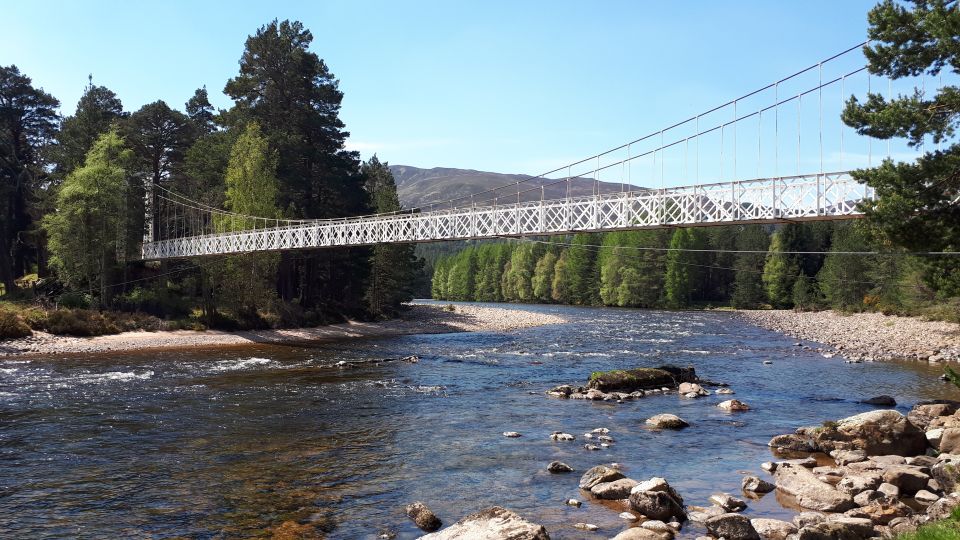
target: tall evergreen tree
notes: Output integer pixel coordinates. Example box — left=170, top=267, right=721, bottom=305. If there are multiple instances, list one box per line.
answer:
left=566, top=233, right=598, bottom=305
left=185, top=86, right=216, bottom=133
left=731, top=225, right=770, bottom=308
left=842, top=1, right=960, bottom=299
left=0, top=65, right=59, bottom=291
left=362, top=156, right=421, bottom=317
left=224, top=19, right=370, bottom=312
left=762, top=230, right=799, bottom=308
left=54, top=78, right=125, bottom=176
left=531, top=250, right=557, bottom=302
left=664, top=228, right=707, bottom=308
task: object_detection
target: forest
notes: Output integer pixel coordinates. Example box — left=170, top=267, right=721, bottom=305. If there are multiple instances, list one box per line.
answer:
left=430, top=221, right=960, bottom=320
left=0, top=20, right=423, bottom=336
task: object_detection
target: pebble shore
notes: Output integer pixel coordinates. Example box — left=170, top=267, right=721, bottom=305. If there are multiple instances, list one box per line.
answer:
left=737, top=310, right=960, bottom=363
left=0, top=303, right=566, bottom=358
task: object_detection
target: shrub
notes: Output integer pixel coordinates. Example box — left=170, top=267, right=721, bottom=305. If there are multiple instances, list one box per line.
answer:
left=45, top=309, right=121, bottom=336
left=58, top=291, right=91, bottom=309
left=0, top=310, right=32, bottom=340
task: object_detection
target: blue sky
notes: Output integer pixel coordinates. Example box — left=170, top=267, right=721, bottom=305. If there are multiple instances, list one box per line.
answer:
left=4, top=1, right=893, bottom=181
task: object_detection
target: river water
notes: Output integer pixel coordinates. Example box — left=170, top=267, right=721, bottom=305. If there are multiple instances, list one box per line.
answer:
left=1, top=303, right=956, bottom=539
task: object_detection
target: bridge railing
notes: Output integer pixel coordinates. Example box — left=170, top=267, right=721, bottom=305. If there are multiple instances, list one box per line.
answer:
left=141, top=171, right=870, bottom=260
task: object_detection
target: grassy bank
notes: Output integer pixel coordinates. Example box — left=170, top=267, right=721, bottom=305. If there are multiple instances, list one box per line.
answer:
left=898, top=508, right=960, bottom=540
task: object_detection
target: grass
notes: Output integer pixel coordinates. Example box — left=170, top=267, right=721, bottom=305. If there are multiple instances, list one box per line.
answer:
left=896, top=507, right=960, bottom=540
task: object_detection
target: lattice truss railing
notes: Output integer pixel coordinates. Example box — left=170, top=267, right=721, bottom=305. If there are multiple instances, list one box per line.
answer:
left=140, top=172, right=870, bottom=260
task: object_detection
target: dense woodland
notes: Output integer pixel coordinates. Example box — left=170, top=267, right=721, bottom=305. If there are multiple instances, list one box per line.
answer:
left=0, top=20, right=423, bottom=335
left=430, top=222, right=959, bottom=320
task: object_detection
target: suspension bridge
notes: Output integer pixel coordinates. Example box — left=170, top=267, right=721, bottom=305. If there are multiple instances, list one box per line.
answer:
left=140, top=43, right=942, bottom=261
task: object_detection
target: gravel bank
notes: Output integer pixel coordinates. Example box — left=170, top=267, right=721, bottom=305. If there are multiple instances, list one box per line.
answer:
left=0, top=303, right=566, bottom=358
left=737, top=309, right=960, bottom=362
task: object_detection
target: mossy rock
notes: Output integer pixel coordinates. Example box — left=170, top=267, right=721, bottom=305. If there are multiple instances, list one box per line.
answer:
left=587, top=365, right=697, bottom=392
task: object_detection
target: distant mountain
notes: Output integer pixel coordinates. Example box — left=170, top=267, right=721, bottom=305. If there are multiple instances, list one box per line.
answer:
left=390, top=165, right=642, bottom=210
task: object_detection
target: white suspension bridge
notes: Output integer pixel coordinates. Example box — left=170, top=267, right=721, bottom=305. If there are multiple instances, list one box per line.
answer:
left=140, top=43, right=945, bottom=261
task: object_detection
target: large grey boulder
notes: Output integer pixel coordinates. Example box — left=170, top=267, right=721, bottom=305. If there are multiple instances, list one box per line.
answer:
left=939, top=427, right=960, bottom=454
left=646, top=414, right=689, bottom=429
left=629, top=477, right=686, bottom=522
left=837, top=470, right=883, bottom=495
left=587, top=365, right=696, bottom=392
left=931, top=456, right=960, bottom=495
left=813, top=410, right=927, bottom=456
left=927, top=493, right=960, bottom=520
left=750, top=518, right=797, bottom=540
left=742, top=475, right=776, bottom=494
left=774, top=463, right=854, bottom=512
left=796, top=517, right=874, bottom=540
left=768, top=433, right=816, bottom=452
left=579, top=465, right=625, bottom=489
left=418, top=506, right=549, bottom=540
left=881, top=466, right=930, bottom=496
left=704, top=513, right=760, bottom=540
left=908, top=401, right=959, bottom=431
left=611, top=529, right=669, bottom=540
left=591, top=478, right=639, bottom=500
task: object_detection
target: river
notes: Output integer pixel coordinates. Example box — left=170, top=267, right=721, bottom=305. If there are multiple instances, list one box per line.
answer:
left=1, top=302, right=956, bottom=539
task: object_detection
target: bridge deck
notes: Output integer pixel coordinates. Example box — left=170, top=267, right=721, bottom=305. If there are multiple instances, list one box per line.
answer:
left=141, top=172, right=869, bottom=260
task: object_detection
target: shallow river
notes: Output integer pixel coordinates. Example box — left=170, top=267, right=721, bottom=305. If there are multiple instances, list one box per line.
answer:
left=1, top=303, right=957, bottom=539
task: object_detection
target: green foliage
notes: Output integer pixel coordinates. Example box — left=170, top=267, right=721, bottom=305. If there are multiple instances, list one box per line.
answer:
left=817, top=223, right=874, bottom=310
left=502, top=243, right=538, bottom=302
left=362, top=156, right=421, bottom=317
left=531, top=251, right=557, bottom=302
left=566, top=233, right=599, bottom=305
left=665, top=228, right=707, bottom=308
left=44, top=309, right=120, bottom=336
left=894, top=504, right=960, bottom=540
left=763, top=231, right=799, bottom=308
left=731, top=225, right=770, bottom=308
left=551, top=250, right=572, bottom=304
left=445, top=248, right=476, bottom=301
left=44, top=129, right=132, bottom=305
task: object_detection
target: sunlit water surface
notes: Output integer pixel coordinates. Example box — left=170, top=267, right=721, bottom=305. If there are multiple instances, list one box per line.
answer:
left=1, top=302, right=957, bottom=539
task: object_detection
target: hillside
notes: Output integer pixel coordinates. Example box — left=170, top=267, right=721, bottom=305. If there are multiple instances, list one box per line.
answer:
left=390, top=164, right=640, bottom=209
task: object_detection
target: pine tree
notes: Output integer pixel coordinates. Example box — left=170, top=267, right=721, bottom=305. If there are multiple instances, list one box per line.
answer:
left=362, top=156, right=421, bottom=317
left=531, top=251, right=557, bottom=302
left=551, top=250, right=571, bottom=304
left=185, top=86, right=216, bottom=133
left=54, top=78, right=125, bottom=176
left=762, top=231, right=799, bottom=308
left=731, top=225, right=770, bottom=308
left=817, top=223, right=873, bottom=311
left=664, top=228, right=707, bottom=308
left=566, top=233, right=598, bottom=305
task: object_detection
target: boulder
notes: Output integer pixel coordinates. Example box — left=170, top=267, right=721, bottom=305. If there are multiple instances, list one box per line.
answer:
left=861, top=395, right=896, bottom=407
left=573, top=523, right=598, bottom=531
left=930, top=456, right=960, bottom=494
left=882, top=466, right=930, bottom=496
left=687, top=504, right=725, bottom=523
left=641, top=519, right=677, bottom=536
left=812, top=410, right=927, bottom=457
left=611, top=529, right=669, bottom=540
left=854, top=501, right=913, bottom=525
left=547, top=461, right=573, bottom=473
left=914, top=489, right=940, bottom=505
left=646, top=414, right=689, bottom=429
left=587, top=365, right=697, bottom=393
left=774, top=463, right=855, bottom=512
left=591, top=478, right=639, bottom=499
left=750, top=518, right=797, bottom=540
left=629, top=480, right=686, bottom=523
left=907, top=401, right=959, bottom=431
left=768, top=433, right=815, bottom=452
left=503, top=431, right=521, bottom=438
left=710, top=492, right=747, bottom=512
left=718, top=399, right=751, bottom=412
left=679, top=382, right=709, bottom=396
left=550, top=432, right=575, bottom=441
left=939, top=427, right=960, bottom=454
left=926, top=493, right=960, bottom=520
left=418, top=506, right=548, bottom=540
left=406, top=501, right=442, bottom=532
left=546, top=385, right=575, bottom=398
left=927, top=428, right=945, bottom=448
left=704, top=513, right=760, bottom=540
left=877, top=482, right=900, bottom=499
left=793, top=512, right=828, bottom=529
left=796, top=517, right=874, bottom=540
left=853, top=490, right=883, bottom=507
left=565, top=498, right=581, bottom=507
left=830, top=450, right=867, bottom=465
left=742, top=475, right=776, bottom=494
left=579, top=465, right=625, bottom=489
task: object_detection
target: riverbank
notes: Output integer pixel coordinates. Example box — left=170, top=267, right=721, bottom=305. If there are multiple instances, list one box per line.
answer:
left=0, top=303, right=566, bottom=357
left=737, top=309, right=960, bottom=363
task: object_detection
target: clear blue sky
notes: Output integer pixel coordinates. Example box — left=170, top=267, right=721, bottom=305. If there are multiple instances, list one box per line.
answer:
left=4, top=1, right=883, bottom=180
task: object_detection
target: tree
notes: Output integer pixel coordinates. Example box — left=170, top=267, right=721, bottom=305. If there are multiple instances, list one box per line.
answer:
left=54, top=78, right=125, bottom=176
left=551, top=250, right=572, bottom=304
left=44, top=129, right=131, bottom=304
left=817, top=223, right=874, bottom=310
left=125, top=100, right=194, bottom=242
left=842, top=1, right=960, bottom=298
left=731, top=225, right=770, bottom=308
left=362, top=156, right=421, bottom=317
left=0, top=65, right=59, bottom=291
left=446, top=248, right=476, bottom=301
left=566, top=233, right=598, bottom=305
left=502, top=242, right=537, bottom=302
left=185, top=86, right=216, bottom=133
left=431, top=257, right=451, bottom=299
left=762, top=230, right=799, bottom=308
left=664, top=228, right=707, bottom=308
left=211, top=122, right=281, bottom=322
left=532, top=251, right=557, bottom=302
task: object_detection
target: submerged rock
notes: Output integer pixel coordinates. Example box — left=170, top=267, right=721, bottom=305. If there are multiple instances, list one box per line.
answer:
left=646, top=414, right=689, bottom=429
left=587, top=365, right=697, bottom=393
left=547, top=461, right=573, bottom=473
left=405, top=501, right=442, bottom=532
left=718, top=399, right=751, bottom=412
left=502, top=431, right=521, bottom=438
left=550, top=432, right=574, bottom=441
left=861, top=395, right=897, bottom=407
left=418, top=506, right=548, bottom=540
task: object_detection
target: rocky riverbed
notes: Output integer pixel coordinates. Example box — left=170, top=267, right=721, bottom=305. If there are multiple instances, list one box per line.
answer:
left=737, top=310, right=960, bottom=363
left=0, top=303, right=566, bottom=357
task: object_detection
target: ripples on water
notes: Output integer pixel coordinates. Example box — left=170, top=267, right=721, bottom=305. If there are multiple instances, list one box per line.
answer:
left=1, top=303, right=957, bottom=539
